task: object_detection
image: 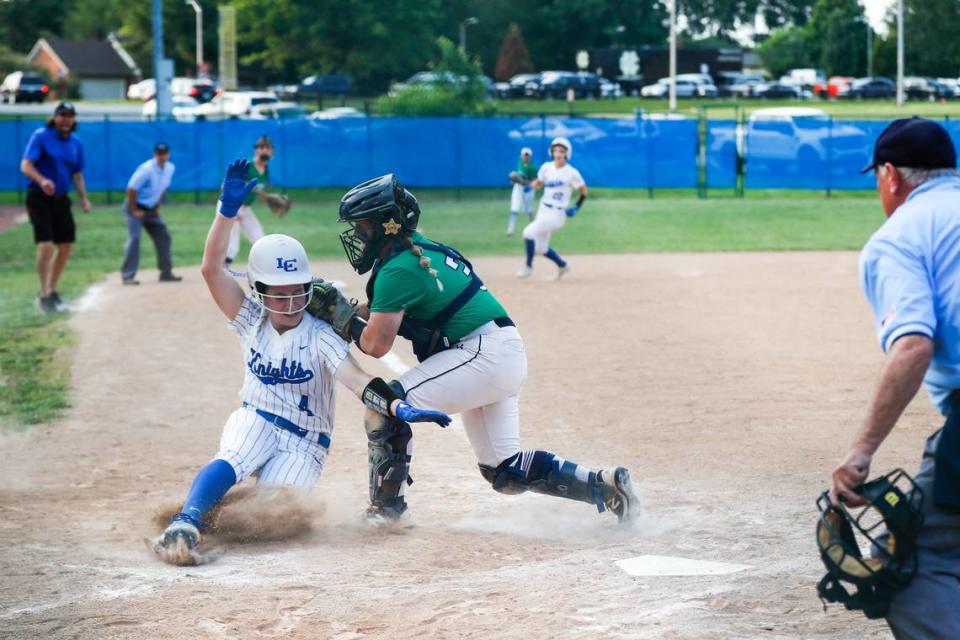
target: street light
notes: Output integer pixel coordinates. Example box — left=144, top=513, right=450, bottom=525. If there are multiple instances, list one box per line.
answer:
left=460, top=17, right=478, bottom=53
left=185, top=0, right=203, bottom=76
left=896, top=0, right=904, bottom=107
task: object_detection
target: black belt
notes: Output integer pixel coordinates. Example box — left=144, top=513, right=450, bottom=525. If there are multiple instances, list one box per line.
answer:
left=243, top=403, right=331, bottom=448
left=494, top=316, right=515, bottom=328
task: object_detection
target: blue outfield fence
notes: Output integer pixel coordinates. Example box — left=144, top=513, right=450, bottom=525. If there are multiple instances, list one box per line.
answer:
left=2, top=115, right=957, bottom=194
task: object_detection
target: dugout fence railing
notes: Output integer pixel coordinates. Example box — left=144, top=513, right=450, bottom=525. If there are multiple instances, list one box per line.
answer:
left=2, top=113, right=955, bottom=203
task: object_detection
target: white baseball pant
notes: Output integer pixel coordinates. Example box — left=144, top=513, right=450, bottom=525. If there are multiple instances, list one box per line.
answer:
left=521, top=203, right=567, bottom=254
left=215, top=406, right=328, bottom=488
left=226, top=205, right=265, bottom=262
left=398, top=323, right=528, bottom=467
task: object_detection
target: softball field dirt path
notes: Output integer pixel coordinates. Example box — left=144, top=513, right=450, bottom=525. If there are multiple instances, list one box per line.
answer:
left=0, top=253, right=935, bottom=639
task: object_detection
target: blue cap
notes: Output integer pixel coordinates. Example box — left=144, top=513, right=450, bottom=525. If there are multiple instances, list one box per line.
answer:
left=861, top=117, right=957, bottom=174
left=154, top=142, right=170, bottom=153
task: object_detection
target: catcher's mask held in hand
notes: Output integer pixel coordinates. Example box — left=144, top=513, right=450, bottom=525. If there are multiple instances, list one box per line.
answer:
left=338, top=174, right=420, bottom=274
left=815, top=468, right=924, bottom=619
left=247, top=234, right=314, bottom=315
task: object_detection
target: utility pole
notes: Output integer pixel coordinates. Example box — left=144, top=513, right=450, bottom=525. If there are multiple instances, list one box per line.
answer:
left=152, top=0, right=172, bottom=118
left=866, top=21, right=873, bottom=77
left=668, top=0, right=677, bottom=112
left=185, top=0, right=203, bottom=76
left=896, top=0, right=904, bottom=107
left=459, top=17, right=478, bottom=53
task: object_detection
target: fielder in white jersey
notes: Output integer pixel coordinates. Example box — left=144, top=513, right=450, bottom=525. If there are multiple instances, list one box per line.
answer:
left=153, top=160, right=451, bottom=565
left=225, top=135, right=272, bottom=266
left=517, top=136, right=588, bottom=279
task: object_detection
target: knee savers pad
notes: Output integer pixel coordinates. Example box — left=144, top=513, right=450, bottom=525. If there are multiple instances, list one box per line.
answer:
left=480, top=450, right=605, bottom=510
left=364, top=408, right=412, bottom=509
left=479, top=453, right=529, bottom=495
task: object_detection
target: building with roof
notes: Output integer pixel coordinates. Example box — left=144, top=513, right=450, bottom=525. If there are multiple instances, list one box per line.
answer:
left=27, top=35, right=140, bottom=100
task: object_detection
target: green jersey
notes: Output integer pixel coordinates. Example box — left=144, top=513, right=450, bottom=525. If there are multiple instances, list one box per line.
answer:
left=517, top=159, right=537, bottom=181
left=369, top=232, right=508, bottom=343
left=245, top=161, right=270, bottom=206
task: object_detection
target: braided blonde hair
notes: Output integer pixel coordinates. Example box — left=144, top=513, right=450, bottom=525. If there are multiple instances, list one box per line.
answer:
left=404, top=236, right=444, bottom=292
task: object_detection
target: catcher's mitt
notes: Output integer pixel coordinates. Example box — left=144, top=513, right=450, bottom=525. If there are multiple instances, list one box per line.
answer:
left=264, top=192, right=292, bottom=216
left=508, top=170, right=525, bottom=185
left=306, top=278, right=360, bottom=341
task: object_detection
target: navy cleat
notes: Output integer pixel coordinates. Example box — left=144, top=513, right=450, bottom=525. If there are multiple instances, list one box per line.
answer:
left=151, top=514, right=222, bottom=565
left=598, top=467, right=639, bottom=525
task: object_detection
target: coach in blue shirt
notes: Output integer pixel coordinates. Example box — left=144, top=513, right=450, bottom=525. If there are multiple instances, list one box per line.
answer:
left=19, top=101, right=92, bottom=314
left=121, top=142, right=181, bottom=285
left=831, top=117, right=960, bottom=638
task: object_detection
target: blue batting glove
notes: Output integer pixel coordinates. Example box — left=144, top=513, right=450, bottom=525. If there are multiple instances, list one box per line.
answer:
left=217, top=159, right=258, bottom=218
left=565, top=205, right=579, bottom=217
left=394, top=401, right=452, bottom=427
left=522, top=184, right=532, bottom=193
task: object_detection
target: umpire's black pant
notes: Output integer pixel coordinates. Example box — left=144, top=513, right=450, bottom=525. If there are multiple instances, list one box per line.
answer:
left=121, top=201, right=173, bottom=280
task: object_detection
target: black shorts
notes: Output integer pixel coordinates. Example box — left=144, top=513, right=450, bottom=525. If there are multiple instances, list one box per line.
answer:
left=27, top=188, right=75, bottom=244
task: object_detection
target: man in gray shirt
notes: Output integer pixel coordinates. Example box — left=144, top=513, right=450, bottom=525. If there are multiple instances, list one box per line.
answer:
left=122, top=142, right=181, bottom=285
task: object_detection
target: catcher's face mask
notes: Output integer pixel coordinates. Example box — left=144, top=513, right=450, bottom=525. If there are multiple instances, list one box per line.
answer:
left=340, top=219, right=388, bottom=275
left=815, top=468, right=924, bottom=619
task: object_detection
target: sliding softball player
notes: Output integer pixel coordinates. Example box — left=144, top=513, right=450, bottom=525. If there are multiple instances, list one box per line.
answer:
left=152, top=160, right=450, bottom=565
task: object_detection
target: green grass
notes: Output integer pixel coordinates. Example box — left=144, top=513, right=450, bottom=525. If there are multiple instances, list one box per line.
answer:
left=0, top=190, right=885, bottom=428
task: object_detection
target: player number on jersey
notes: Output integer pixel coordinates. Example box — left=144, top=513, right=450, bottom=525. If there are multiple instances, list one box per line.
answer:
left=444, top=255, right=471, bottom=276
left=298, top=395, right=315, bottom=416
left=551, top=191, right=564, bottom=202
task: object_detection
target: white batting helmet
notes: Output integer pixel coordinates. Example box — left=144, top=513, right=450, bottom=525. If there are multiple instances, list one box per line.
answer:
left=246, top=234, right=313, bottom=314
left=520, top=146, right=533, bottom=157
left=550, top=137, right=572, bottom=159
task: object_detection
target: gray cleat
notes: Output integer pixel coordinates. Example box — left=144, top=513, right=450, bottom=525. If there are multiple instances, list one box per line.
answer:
left=599, top=467, right=640, bottom=525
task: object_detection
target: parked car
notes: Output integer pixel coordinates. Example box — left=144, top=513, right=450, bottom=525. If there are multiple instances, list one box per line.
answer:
left=838, top=77, right=896, bottom=99
left=936, top=78, right=960, bottom=98
left=536, top=71, right=601, bottom=99
left=295, top=74, right=352, bottom=102
left=309, top=106, right=364, bottom=119
left=904, top=76, right=951, bottom=101
left=676, top=73, right=718, bottom=98
left=194, top=91, right=279, bottom=119
left=496, top=73, right=539, bottom=99
left=716, top=72, right=764, bottom=97
left=142, top=95, right=199, bottom=122
left=1, top=71, right=48, bottom=103
left=391, top=71, right=493, bottom=97
left=599, top=78, right=623, bottom=99
left=640, top=78, right=700, bottom=98
left=127, top=77, right=219, bottom=103
left=780, top=68, right=827, bottom=90
left=249, top=101, right=307, bottom=119
left=753, top=82, right=803, bottom=99
left=812, top=76, right=855, bottom=99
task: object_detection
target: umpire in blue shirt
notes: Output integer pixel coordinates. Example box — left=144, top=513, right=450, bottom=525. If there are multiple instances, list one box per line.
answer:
left=19, top=101, right=92, bottom=314
left=122, top=142, right=181, bottom=285
left=831, top=117, right=960, bottom=639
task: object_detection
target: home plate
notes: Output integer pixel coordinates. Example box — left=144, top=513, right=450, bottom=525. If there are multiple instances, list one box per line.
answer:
left=616, top=555, right=751, bottom=577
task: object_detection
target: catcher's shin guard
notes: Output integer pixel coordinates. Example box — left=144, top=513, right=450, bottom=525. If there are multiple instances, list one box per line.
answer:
left=364, top=408, right=413, bottom=517
left=479, top=450, right=606, bottom=513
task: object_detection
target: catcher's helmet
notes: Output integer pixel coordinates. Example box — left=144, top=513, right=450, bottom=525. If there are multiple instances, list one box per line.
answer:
left=246, top=234, right=313, bottom=314
left=815, top=468, right=924, bottom=619
left=338, top=174, right=420, bottom=274
left=550, top=136, right=572, bottom=159
left=254, top=134, right=273, bottom=149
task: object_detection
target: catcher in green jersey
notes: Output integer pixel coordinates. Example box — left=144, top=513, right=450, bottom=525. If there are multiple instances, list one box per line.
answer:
left=308, top=173, right=639, bottom=526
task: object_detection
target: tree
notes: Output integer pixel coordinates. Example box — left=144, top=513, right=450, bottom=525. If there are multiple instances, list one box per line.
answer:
left=378, top=36, right=491, bottom=115
left=756, top=27, right=813, bottom=78
left=0, top=0, right=69, bottom=54
left=807, top=0, right=867, bottom=76
left=872, top=0, right=960, bottom=78
left=494, top=23, right=533, bottom=81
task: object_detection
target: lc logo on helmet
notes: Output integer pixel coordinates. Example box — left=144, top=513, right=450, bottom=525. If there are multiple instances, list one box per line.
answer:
left=275, top=257, right=298, bottom=272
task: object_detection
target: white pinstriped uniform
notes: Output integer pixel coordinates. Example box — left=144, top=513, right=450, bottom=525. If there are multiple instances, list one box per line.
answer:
left=215, top=296, right=348, bottom=487
left=522, top=162, right=585, bottom=253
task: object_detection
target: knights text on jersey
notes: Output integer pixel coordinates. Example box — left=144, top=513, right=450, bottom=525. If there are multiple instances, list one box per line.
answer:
left=538, top=162, right=584, bottom=210
left=369, top=233, right=508, bottom=343
left=228, top=297, right=348, bottom=434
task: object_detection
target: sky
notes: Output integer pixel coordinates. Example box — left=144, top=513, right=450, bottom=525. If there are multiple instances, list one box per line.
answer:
left=862, top=0, right=895, bottom=33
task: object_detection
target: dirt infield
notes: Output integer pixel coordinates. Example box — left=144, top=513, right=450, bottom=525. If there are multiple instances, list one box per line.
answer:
left=0, top=253, right=936, bottom=639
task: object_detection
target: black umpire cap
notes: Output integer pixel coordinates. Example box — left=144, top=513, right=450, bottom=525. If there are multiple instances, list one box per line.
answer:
left=154, top=142, right=170, bottom=154
left=54, top=101, right=76, bottom=116
left=861, top=116, right=957, bottom=174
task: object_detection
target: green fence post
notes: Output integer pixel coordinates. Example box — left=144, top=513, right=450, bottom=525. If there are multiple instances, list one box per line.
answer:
left=104, top=114, right=112, bottom=205
left=697, top=105, right=706, bottom=199
left=15, top=115, right=23, bottom=206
